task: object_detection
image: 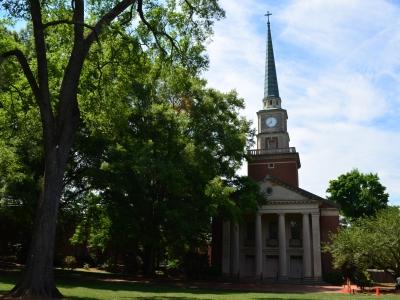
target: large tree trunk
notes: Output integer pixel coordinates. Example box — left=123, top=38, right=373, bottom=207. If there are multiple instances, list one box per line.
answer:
left=143, top=246, right=155, bottom=276
left=9, top=145, right=70, bottom=298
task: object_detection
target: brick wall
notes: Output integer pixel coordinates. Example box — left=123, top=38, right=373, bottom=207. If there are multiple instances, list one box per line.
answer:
left=320, top=215, right=340, bottom=275
left=248, top=158, right=299, bottom=187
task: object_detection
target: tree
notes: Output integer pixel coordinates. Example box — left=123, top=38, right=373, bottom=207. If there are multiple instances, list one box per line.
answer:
left=65, top=62, right=261, bottom=274
left=0, top=1, right=224, bottom=297
left=325, top=207, right=400, bottom=282
left=56, top=25, right=262, bottom=275
left=326, top=169, right=389, bottom=220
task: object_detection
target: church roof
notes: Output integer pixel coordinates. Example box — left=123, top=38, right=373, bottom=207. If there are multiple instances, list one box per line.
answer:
left=264, top=175, right=340, bottom=209
left=264, top=15, right=280, bottom=100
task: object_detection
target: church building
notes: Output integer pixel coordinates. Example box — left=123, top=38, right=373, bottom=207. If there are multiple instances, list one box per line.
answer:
left=212, top=15, right=340, bottom=281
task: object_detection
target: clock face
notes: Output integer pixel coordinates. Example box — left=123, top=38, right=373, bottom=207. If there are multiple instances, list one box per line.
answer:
left=265, top=117, right=277, bottom=128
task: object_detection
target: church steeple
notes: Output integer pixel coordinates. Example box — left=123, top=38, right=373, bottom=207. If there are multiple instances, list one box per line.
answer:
left=263, top=12, right=281, bottom=109
left=248, top=12, right=300, bottom=187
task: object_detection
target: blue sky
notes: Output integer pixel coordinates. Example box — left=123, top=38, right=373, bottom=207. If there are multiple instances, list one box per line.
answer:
left=205, top=0, right=400, bottom=204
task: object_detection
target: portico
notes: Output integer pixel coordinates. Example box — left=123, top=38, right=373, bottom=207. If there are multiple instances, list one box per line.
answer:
left=221, top=187, right=327, bottom=280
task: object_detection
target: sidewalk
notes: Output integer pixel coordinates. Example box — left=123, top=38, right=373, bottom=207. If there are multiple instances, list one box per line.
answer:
left=159, top=280, right=345, bottom=293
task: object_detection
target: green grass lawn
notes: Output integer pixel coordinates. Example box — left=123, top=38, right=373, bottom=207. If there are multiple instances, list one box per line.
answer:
left=1, top=269, right=399, bottom=300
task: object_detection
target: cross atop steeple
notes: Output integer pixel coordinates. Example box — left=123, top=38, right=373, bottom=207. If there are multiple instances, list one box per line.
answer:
left=263, top=11, right=281, bottom=109
left=265, top=11, right=272, bottom=24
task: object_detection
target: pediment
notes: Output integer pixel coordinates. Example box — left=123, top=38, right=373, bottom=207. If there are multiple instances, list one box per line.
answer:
left=260, top=180, right=311, bottom=202
left=258, top=175, right=339, bottom=209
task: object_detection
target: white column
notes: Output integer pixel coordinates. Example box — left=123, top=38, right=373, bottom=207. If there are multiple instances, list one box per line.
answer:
left=302, top=213, right=312, bottom=278
left=255, top=213, right=262, bottom=278
left=232, top=223, right=240, bottom=276
left=278, top=213, right=287, bottom=278
left=222, top=220, right=231, bottom=275
left=311, top=213, right=322, bottom=279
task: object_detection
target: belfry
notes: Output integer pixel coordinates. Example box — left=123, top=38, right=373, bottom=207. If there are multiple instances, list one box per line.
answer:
left=212, top=13, right=340, bottom=281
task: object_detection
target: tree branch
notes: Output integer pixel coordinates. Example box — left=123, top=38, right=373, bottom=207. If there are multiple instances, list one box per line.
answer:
left=8, top=82, right=35, bottom=112
left=72, top=0, right=85, bottom=45
left=136, top=0, right=180, bottom=55
left=183, top=0, right=195, bottom=20
left=0, top=50, right=40, bottom=102
left=29, top=0, right=55, bottom=135
left=84, top=0, right=136, bottom=49
left=43, top=19, right=101, bottom=47
left=120, top=3, right=135, bottom=27
left=44, top=19, right=96, bottom=32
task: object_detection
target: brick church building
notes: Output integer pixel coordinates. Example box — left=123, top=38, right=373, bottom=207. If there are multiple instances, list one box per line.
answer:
left=211, top=15, right=339, bottom=281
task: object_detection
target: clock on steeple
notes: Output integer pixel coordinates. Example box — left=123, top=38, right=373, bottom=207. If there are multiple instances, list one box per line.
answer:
left=265, top=117, right=277, bottom=128
left=248, top=14, right=300, bottom=187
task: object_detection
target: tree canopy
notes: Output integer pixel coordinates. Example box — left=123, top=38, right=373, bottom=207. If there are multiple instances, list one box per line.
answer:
left=326, top=169, right=389, bottom=220
left=325, top=206, right=400, bottom=282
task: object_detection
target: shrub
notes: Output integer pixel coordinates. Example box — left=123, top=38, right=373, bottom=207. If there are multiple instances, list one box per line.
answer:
left=63, top=256, right=77, bottom=270
left=99, top=259, right=120, bottom=273
left=353, top=270, right=373, bottom=290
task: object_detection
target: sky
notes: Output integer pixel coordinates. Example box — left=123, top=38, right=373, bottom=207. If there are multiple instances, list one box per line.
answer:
left=205, top=0, right=400, bottom=204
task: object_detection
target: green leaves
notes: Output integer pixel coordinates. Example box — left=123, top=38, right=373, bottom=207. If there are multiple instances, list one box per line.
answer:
left=327, top=169, right=389, bottom=220
left=205, top=176, right=264, bottom=222
left=325, top=206, right=400, bottom=278
left=66, top=51, right=256, bottom=270
left=70, top=193, right=111, bottom=255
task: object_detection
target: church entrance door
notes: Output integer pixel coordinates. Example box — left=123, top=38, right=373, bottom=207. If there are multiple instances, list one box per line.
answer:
left=243, top=255, right=255, bottom=277
left=289, top=256, right=303, bottom=279
left=264, top=255, right=279, bottom=279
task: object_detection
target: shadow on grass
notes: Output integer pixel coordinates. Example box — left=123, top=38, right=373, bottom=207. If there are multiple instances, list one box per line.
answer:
left=68, top=297, right=317, bottom=300
left=0, top=270, right=18, bottom=283
left=75, top=297, right=214, bottom=300
left=0, top=269, right=243, bottom=300
left=57, top=279, right=261, bottom=298
left=1, top=268, right=326, bottom=300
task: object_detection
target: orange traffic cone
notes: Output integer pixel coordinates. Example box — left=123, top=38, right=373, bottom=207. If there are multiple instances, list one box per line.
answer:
left=376, top=287, right=381, bottom=296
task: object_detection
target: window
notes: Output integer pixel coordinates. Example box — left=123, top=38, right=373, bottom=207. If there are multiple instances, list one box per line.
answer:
left=266, top=137, right=278, bottom=149
left=290, top=220, right=300, bottom=239
left=266, top=221, right=278, bottom=247
left=269, top=221, right=278, bottom=239
left=289, top=220, right=302, bottom=247
left=268, top=163, right=275, bottom=169
left=265, top=187, right=273, bottom=195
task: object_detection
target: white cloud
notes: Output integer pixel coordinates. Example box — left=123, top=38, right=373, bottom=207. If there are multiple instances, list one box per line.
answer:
left=279, top=0, right=400, bottom=58
left=294, top=123, right=400, bottom=202
left=205, top=0, right=400, bottom=204
left=288, top=72, right=388, bottom=123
